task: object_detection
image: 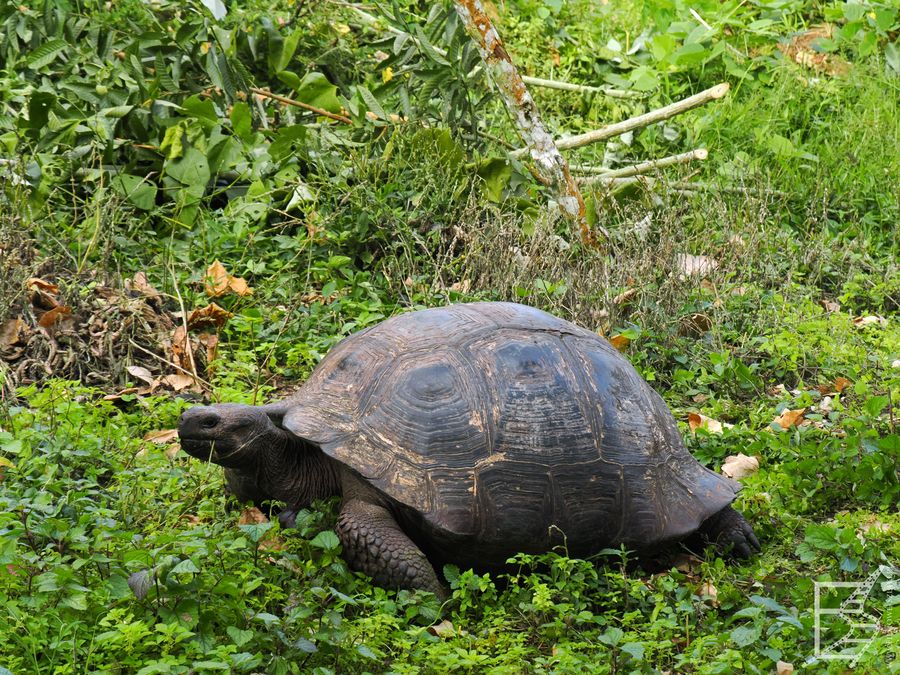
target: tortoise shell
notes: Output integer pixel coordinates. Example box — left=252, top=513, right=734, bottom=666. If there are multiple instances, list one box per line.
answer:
left=282, top=302, right=738, bottom=555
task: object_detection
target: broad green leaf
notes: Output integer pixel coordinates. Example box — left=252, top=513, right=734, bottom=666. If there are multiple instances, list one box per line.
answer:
left=170, top=558, right=200, bottom=574
left=477, top=157, right=512, bottom=202
left=128, top=570, right=152, bottom=600
left=27, top=39, right=67, bottom=69
left=230, top=101, right=252, bottom=141
left=357, top=85, right=387, bottom=120
left=269, top=124, right=307, bottom=162
left=165, top=147, right=211, bottom=193
left=290, top=72, right=342, bottom=114
left=200, top=0, right=226, bottom=20
left=226, top=626, right=253, bottom=648
left=182, top=95, right=219, bottom=127
left=277, top=30, right=303, bottom=72
left=112, top=174, right=157, bottom=211
left=310, top=530, right=340, bottom=550
left=730, top=625, right=761, bottom=647
left=413, top=25, right=449, bottom=65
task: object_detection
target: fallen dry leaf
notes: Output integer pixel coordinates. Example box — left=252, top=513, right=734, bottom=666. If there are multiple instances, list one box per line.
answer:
left=859, top=517, right=890, bottom=535
left=144, top=429, right=179, bottom=444
left=777, top=25, right=850, bottom=76
left=613, top=288, right=638, bottom=305
left=820, top=299, right=840, bottom=313
left=103, top=386, right=152, bottom=401
left=699, top=581, right=719, bottom=607
left=853, top=315, right=888, bottom=328
left=688, top=413, right=733, bottom=434
left=721, top=453, right=760, bottom=479
left=776, top=661, right=794, bottom=675
left=675, top=253, right=719, bottom=277
left=25, top=277, right=59, bottom=294
left=187, top=303, right=233, bottom=330
left=0, top=318, right=29, bottom=357
left=160, top=373, right=196, bottom=391
left=692, top=393, right=709, bottom=404
left=774, top=408, right=807, bottom=429
left=204, top=260, right=253, bottom=298
left=609, top=334, right=630, bottom=351
left=428, top=620, right=456, bottom=639
left=198, top=332, right=219, bottom=366
left=893, top=359, right=900, bottom=369
left=833, top=377, right=851, bottom=393
left=37, top=305, right=72, bottom=328
left=169, top=325, right=193, bottom=371
left=239, top=507, right=269, bottom=525
left=818, top=396, right=833, bottom=413
left=126, top=365, right=155, bottom=386
left=679, top=313, right=712, bottom=337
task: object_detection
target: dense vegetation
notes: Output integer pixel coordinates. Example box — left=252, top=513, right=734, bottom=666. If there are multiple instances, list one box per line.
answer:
left=1, top=0, right=898, bottom=672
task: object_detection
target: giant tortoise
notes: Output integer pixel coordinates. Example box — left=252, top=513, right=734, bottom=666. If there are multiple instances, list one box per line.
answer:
left=178, top=302, right=758, bottom=595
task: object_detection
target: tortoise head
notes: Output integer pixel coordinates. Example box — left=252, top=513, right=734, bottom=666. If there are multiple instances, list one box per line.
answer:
left=178, top=403, right=289, bottom=469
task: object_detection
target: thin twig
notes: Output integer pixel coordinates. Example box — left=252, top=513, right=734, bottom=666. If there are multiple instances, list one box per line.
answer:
left=250, top=87, right=352, bottom=124
left=511, top=83, right=730, bottom=158
left=575, top=149, right=708, bottom=182
left=128, top=339, right=213, bottom=390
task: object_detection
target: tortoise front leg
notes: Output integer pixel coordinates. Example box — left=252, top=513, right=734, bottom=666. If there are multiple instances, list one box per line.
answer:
left=336, top=499, right=446, bottom=597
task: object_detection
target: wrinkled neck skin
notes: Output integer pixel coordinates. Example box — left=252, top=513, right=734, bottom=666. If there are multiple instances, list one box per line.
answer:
left=225, top=432, right=341, bottom=510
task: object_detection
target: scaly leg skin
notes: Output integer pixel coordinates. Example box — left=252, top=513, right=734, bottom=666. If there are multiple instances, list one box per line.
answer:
left=336, top=499, right=447, bottom=598
left=699, top=506, right=761, bottom=559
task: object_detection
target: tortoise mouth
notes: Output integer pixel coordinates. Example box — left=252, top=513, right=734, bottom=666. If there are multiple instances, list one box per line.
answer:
left=179, top=438, right=220, bottom=461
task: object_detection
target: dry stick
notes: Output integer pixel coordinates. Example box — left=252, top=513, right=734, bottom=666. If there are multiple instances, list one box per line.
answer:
left=350, top=7, right=633, bottom=99
left=511, top=83, right=730, bottom=158
left=250, top=87, right=352, bottom=124
left=453, top=0, right=599, bottom=244
left=518, top=75, right=638, bottom=99
left=575, top=148, right=708, bottom=182
left=584, top=175, right=787, bottom=197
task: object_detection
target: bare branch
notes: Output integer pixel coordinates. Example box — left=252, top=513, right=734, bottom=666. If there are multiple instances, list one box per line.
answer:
left=510, top=83, right=730, bottom=158
left=250, top=87, right=352, bottom=124
left=575, top=149, right=708, bottom=182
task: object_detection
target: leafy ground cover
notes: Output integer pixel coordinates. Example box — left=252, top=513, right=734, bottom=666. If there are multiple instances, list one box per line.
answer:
left=1, top=0, right=898, bottom=672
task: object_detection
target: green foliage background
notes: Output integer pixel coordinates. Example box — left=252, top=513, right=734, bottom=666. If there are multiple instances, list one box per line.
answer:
left=0, top=0, right=898, bottom=672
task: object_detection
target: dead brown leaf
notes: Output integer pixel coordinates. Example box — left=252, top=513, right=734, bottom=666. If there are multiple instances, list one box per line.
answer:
left=776, top=661, right=794, bottom=675
left=428, top=620, right=456, bottom=639
left=103, top=386, right=152, bottom=401
left=722, top=453, right=760, bottom=479
left=160, top=373, right=196, bottom=391
left=833, top=377, right=852, bottom=393
left=853, top=315, right=888, bottom=328
left=777, top=25, right=850, bottom=76
left=679, top=313, right=712, bottom=337
left=169, top=325, right=192, bottom=371
left=37, top=305, right=72, bottom=328
left=127, top=271, right=161, bottom=298
left=688, top=413, right=733, bottom=434
left=675, top=253, right=719, bottom=277
left=819, top=299, right=840, bottom=313
left=0, top=318, right=30, bottom=357
left=774, top=407, right=807, bottom=429
left=609, top=334, right=630, bottom=351
left=204, top=260, right=253, bottom=298
left=126, top=365, right=155, bottom=386
left=198, top=332, right=219, bottom=366
left=25, top=277, right=59, bottom=294
left=612, top=288, right=638, bottom=305
left=239, top=507, right=269, bottom=525
left=187, top=303, right=233, bottom=331
left=144, top=429, right=179, bottom=444
left=699, top=581, right=719, bottom=607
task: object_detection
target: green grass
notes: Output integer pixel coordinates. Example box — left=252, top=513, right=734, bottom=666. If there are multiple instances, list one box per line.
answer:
left=1, top=0, right=899, bottom=671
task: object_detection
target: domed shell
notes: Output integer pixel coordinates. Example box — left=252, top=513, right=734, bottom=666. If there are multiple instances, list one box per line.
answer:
left=282, top=302, right=738, bottom=549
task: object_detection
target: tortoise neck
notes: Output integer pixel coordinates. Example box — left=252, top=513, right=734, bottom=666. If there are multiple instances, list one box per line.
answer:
left=261, top=436, right=341, bottom=508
